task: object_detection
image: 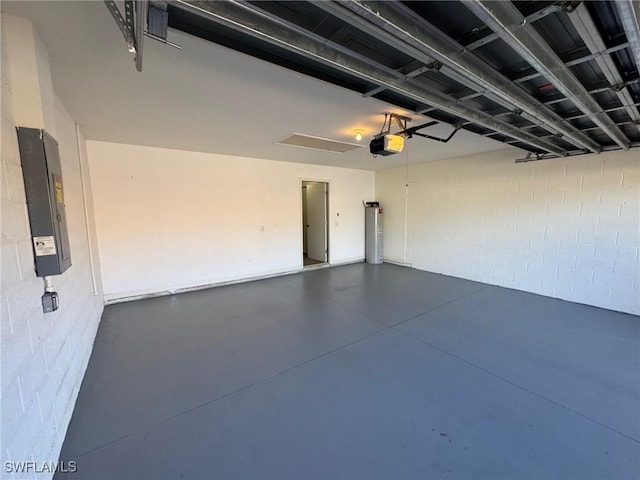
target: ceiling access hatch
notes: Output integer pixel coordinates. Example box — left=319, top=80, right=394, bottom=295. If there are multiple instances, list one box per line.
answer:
left=276, top=133, right=364, bottom=153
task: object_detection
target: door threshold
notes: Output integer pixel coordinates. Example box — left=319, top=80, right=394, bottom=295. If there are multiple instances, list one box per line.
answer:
left=303, top=262, right=330, bottom=270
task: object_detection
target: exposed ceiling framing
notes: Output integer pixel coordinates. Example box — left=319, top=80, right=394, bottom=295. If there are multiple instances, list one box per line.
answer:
left=104, top=0, right=147, bottom=71
left=119, top=0, right=640, bottom=159
left=465, top=0, right=630, bottom=150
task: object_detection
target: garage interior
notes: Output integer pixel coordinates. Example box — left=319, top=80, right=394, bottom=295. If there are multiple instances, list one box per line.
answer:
left=1, top=1, right=638, bottom=479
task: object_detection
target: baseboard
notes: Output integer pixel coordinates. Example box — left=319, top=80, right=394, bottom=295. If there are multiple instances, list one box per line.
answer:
left=104, top=258, right=366, bottom=305
left=104, top=268, right=301, bottom=305
left=330, top=257, right=365, bottom=266
left=383, top=258, right=413, bottom=267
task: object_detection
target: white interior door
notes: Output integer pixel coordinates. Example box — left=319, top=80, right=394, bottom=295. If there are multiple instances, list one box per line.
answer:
left=302, top=186, right=308, bottom=254
left=306, top=182, right=327, bottom=262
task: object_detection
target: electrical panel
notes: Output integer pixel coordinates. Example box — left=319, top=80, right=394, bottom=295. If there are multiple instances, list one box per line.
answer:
left=17, top=127, right=72, bottom=277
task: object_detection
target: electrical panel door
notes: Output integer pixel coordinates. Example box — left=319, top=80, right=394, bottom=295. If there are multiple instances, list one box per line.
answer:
left=17, top=127, right=72, bottom=276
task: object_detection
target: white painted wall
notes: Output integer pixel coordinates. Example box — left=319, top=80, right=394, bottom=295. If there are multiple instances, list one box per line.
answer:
left=86, top=141, right=374, bottom=301
left=376, top=148, right=639, bottom=315
left=1, top=14, right=103, bottom=478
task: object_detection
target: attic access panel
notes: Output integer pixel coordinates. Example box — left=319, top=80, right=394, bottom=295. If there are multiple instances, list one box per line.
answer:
left=165, top=0, right=640, bottom=158
left=277, top=133, right=363, bottom=153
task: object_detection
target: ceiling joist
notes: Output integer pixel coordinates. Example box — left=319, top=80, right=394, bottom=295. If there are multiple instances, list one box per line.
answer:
left=163, top=0, right=640, bottom=159
left=614, top=0, right=640, bottom=68
left=464, top=0, right=632, bottom=151
left=568, top=3, right=640, bottom=134
left=176, top=0, right=568, bottom=155
left=103, top=0, right=147, bottom=71
left=317, top=0, right=599, bottom=153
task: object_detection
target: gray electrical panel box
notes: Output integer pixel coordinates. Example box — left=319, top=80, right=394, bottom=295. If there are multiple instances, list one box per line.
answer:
left=17, top=127, right=72, bottom=277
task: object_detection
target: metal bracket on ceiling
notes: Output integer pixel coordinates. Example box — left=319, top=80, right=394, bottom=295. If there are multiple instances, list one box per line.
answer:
left=104, top=0, right=135, bottom=52
left=145, top=3, right=182, bottom=49
left=611, top=82, right=626, bottom=92
left=393, top=114, right=409, bottom=132
left=514, top=151, right=564, bottom=163
left=428, top=61, right=443, bottom=73
left=515, top=152, right=535, bottom=163
left=104, top=0, right=148, bottom=71
left=377, top=113, right=411, bottom=137
left=560, top=1, right=582, bottom=14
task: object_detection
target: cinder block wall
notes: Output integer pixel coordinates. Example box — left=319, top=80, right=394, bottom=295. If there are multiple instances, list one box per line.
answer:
left=376, top=148, right=639, bottom=315
left=1, top=15, right=103, bottom=477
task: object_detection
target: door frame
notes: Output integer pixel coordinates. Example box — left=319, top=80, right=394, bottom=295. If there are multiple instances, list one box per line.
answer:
left=300, top=178, right=330, bottom=267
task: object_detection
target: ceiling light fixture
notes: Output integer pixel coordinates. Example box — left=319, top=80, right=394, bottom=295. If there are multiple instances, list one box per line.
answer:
left=354, top=129, right=363, bottom=141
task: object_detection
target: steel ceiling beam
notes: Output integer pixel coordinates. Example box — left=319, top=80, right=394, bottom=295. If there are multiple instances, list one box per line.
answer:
left=104, top=0, right=146, bottom=71
left=446, top=73, right=640, bottom=132
left=509, top=42, right=630, bottom=84
left=363, top=4, right=562, bottom=98
left=363, top=62, right=436, bottom=97
left=104, top=0, right=136, bottom=49
left=135, top=0, right=148, bottom=72
left=543, top=77, right=640, bottom=106
left=375, top=42, right=629, bottom=103
left=421, top=79, right=640, bottom=126
left=464, top=3, right=562, bottom=50
left=490, top=121, right=638, bottom=141
left=315, top=1, right=599, bottom=153
left=564, top=103, right=640, bottom=122
left=568, top=3, right=640, bottom=132
left=175, top=0, right=566, bottom=155
left=424, top=42, right=631, bottom=104
left=615, top=0, right=640, bottom=68
left=519, top=105, right=640, bottom=130
left=465, top=0, right=631, bottom=151
left=514, top=141, right=640, bottom=163
left=428, top=69, right=637, bottom=114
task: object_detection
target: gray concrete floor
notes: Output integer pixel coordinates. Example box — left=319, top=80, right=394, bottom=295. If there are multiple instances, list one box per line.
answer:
left=57, top=263, right=639, bottom=479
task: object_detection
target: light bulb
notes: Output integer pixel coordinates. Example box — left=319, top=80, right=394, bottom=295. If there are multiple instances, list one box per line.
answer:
left=355, top=129, right=363, bottom=141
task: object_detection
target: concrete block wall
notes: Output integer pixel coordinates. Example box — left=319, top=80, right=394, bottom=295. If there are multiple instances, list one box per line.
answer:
left=1, top=14, right=103, bottom=478
left=376, top=148, right=639, bottom=315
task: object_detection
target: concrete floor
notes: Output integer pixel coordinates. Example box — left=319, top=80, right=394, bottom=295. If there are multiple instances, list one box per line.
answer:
left=57, top=263, right=639, bottom=479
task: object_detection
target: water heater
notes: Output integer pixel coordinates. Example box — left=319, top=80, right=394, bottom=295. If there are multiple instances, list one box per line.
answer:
left=365, top=203, right=383, bottom=264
